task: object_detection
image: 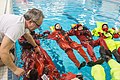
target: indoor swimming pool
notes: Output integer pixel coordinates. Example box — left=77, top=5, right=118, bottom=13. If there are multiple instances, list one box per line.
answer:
left=12, top=0, right=120, bottom=80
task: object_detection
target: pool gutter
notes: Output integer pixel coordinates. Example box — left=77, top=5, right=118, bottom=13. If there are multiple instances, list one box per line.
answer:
left=0, top=0, right=13, bottom=80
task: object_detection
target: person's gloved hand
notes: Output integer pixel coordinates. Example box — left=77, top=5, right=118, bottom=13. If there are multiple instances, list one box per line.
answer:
left=113, top=33, right=119, bottom=38
left=112, top=27, right=115, bottom=30
left=43, top=30, right=50, bottom=35
left=98, top=32, right=107, bottom=38
left=98, top=32, right=103, bottom=36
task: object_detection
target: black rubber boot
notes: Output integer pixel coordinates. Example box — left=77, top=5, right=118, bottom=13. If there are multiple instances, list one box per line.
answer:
left=76, top=73, right=84, bottom=80
left=95, top=57, right=104, bottom=64
left=78, top=61, right=86, bottom=70
left=104, top=55, right=111, bottom=62
left=99, top=46, right=106, bottom=58
left=104, top=50, right=112, bottom=62
left=112, top=49, right=120, bottom=63
left=87, top=61, right=96, bottom=67
left=105, top=50, right=112, bottom=58
left=99, top=46, right=112, bottom=62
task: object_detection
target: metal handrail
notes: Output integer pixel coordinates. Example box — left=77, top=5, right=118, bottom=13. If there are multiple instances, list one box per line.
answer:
left=4, top=0, right=8, bottom=14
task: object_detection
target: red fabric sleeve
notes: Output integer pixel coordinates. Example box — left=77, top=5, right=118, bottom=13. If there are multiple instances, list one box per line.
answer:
left=47, top=32, right=59, bottom=40
left=67, top=29, right=75, bottom=36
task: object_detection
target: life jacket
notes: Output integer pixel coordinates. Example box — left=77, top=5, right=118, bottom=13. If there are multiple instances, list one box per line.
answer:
left=91, top=64, right=106, bottom=80
left=92, top=21, right=120, bottom=52
left=108, top=59, right=120, bottom=80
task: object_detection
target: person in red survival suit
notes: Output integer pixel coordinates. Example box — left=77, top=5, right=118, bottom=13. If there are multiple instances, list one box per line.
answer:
left=18, top=31, right=60, bottom=80
left=44, top=23, right=97, bottom=69
left=98, top=24, right=120, bottom=63
left=19, top=31, right=85, bottom=80
left=99, top=24, right=120, bottom=39
left=66, top=24, right=109, bottom=64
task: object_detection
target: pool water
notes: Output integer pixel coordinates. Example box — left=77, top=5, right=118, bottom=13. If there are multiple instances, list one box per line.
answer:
left=13, top=0, right=120, bottom=80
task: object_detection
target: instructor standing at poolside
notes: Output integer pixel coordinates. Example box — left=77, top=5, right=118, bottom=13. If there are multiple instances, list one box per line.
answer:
left=0, top=8, right=44, bottom=76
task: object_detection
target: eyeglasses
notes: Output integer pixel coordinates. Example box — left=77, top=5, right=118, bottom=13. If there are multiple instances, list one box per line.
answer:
left=33, top=21, right=41, bottom=28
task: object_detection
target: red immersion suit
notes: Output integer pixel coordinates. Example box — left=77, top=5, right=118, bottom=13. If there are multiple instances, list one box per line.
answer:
left=47, top=29, right=90, bottom=68
left=18, top=34, right=60, bottom=80
left=67, top=27, right=108, bottom=62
